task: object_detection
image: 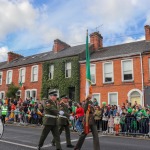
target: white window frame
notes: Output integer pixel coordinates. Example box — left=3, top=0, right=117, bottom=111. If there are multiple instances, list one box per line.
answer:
left=92, top=93, right=101, bottom=106
left=19, top=67, right=26, bottom=83
left=6, top=70, right=13, bottom=84
left=0, top=72, right=3, bottom=85
left=25, top=89, right=37, bottom=100
left=49, top=64, right=54, bottom=80
left=108, top=92, right=118, bottom=106
left=121, top=59, right=134, bottom=82
left=31, top=65, right=38, bottom=82
left=65, top=62, right=71, bottom=78
left=148, top=58, right=150, bottom=79
left=90, top=63, right=96, bottom=85
left=0, top=91, right=5, bottom=99
left=103, top=61, right=114, bottom=83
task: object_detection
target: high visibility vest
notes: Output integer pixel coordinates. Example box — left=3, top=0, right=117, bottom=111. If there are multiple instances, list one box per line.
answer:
left=1, top=106, right=8, bottom=115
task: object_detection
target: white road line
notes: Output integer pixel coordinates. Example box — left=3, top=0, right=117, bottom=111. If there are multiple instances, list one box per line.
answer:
left=0, top=139, right=37, bottom=149
left=43, top=135, right=105, bottom=148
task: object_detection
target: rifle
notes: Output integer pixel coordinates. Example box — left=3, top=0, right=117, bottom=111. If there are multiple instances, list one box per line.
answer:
left=84, top=104, right=90, bottom=134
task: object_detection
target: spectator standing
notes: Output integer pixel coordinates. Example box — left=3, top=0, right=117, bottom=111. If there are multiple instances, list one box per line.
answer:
left=114, top=112, right=120, bottom=135
left=94, top=106, right=102, bottom=131
left=108, top=115, right=114, bottom=133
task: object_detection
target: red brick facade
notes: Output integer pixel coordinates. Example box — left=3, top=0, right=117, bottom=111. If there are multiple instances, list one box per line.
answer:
left=0, top=63, right=42, bottom=100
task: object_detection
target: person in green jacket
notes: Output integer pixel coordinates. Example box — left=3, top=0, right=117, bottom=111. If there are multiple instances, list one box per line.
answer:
left=1, top=103, right=8, bottom=124
left=37, top=91, right=62, bottom=150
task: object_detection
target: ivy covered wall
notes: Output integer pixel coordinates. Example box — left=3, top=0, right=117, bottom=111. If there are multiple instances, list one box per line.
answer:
left=41, top=56, right=80, bottom=102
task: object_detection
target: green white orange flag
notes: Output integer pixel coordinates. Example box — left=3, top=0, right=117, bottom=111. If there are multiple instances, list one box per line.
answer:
left=85, top=30, right=92, bottom=98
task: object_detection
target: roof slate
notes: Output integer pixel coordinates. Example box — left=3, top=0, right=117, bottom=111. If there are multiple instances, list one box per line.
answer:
left=0, top=44, right=87, bottom=70
left=90, top=40, right=150, bottom=60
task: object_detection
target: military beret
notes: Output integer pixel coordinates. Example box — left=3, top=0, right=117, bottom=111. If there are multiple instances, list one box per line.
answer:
left=49, top=91, right=57, bottom=96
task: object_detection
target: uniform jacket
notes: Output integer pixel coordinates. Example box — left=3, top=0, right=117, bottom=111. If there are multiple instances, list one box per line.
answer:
left=43, top=99, right=59, bottom=126
left=58, top=102, right=70, bottom=126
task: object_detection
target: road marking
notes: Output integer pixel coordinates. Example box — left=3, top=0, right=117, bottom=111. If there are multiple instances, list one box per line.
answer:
left=43, top=135, right=105, bottom=148
left=0, top=139, right=37, bottom=149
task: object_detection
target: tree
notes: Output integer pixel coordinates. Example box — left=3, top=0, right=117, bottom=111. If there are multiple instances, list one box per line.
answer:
left=6, top=83, right=19, bottom=99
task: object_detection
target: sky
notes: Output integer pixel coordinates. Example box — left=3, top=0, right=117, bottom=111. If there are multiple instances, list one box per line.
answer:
left=0, top=0, right=150, bottom=62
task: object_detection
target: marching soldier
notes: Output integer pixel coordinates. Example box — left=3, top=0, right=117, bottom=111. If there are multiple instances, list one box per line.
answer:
left=37, top=91, right=62, bottom=150
left=74, top=94, right=100, bottom=150
left=52, top=95, right=74, bottom=148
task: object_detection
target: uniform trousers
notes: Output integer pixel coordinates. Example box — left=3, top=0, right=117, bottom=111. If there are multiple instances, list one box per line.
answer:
left=74, top=125, right=100, bottom=150
left=38, top=125, right=62, bottom=149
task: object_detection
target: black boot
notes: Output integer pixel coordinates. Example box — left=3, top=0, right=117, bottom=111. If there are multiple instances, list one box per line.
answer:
left=67, top=144, right=75, bottom=148
left=37, top=146, right=41, bottom=150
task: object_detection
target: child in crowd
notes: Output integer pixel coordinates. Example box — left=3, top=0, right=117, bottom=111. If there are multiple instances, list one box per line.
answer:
left=108, top=115, right=114, bottom=134
left=114, top=112, right=120, bottom=135
left=120, top=112, right=126, bottom=133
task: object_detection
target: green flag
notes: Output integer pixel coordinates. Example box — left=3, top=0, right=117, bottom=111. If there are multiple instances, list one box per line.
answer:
left=85, top=30, right=92, bottom=98
left=19, top=81, right=22, bottom=87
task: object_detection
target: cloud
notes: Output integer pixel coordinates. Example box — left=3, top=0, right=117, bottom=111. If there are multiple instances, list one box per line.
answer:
left=0, top=46, right=9, bottom=62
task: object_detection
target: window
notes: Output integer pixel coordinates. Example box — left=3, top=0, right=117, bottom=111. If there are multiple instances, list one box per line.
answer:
left=108, top=92, right=118, bottom=105
left=0, top=72, right=2, bottom=85
left=6, top=70, right=13, bottom=84
left=90, top=64, right=96, bottom=84
left=92, top=93, right=100, bottom=106
left=122, top=59, right=133, bottom=81
left=49, top=65, right=54, bottom=79
left=31, top=65, right=38, bottom=82
left=19, top=68, right=25, bottom=83
left=25, top=89, right=37, bottom=100
left=65, top=62, right=71, bottom=78
left=103, top=62, right=113, bottom=83
left=0, top=91, right=5, bottom=99
left=149, top=58, right=150, bottom=78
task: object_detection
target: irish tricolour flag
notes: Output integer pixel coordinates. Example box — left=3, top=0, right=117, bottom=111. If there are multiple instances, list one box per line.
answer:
left=85, top=30, right=92, bottom=98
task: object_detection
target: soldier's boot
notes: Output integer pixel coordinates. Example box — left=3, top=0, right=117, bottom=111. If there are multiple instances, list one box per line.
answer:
left=37, top=146, right=41, bottom=150
left=67, top=144, right=75, bottom=148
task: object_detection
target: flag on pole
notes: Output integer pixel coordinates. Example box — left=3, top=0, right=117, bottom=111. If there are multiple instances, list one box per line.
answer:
left=19, top=81, right=22, bottom=87
left=85, top=30, right=92, bottom=98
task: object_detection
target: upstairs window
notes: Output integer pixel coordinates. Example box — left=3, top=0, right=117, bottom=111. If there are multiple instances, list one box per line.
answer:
left=0, top=72, right=2, bottom=85
left=6, top=70, right=13, bottom=84
left=65, top=62, right=71, bottom=78
left=90, top=64, right=96, bottom=84
left=19, top=68, right=25, bottom=83
left=49, top=65, right=54, bottom=79
left=103, top=62, right=113, bottom=83
left=122, top=59, right=133, bottom=81
left=31, top=65, right=38, bottom=82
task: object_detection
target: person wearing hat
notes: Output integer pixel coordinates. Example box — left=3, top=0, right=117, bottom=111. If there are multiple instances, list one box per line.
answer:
left=37, top=91, right=62, bottom=150
left=74, top=94, right=100, bottom=150
left=51, top=95, right=74, bottom=148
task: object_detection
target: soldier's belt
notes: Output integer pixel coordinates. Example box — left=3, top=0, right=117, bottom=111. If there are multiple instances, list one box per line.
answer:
left=45, top=114, right=57, bottom=118
left=59, top=115, right=67, bottom=119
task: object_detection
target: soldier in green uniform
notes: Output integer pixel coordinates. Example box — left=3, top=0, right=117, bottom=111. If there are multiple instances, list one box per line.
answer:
left=74, top=95, right=100, bottom=150
left=52, top=95, right=74, bottom=148
left=37, top=91, right=62, bottom=150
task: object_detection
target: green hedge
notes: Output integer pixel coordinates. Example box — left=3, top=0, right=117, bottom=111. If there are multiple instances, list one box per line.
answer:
left=41, top=56, right=80, bottom=102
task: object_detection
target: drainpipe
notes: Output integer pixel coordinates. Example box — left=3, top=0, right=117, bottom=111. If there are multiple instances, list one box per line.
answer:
left=140, top=53, right=144, bottom=106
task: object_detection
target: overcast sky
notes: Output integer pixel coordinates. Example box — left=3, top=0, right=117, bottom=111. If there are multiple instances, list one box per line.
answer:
left=0, top=0, right=150, bottom=62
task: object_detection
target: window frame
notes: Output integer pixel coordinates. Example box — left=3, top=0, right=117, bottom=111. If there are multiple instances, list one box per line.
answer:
left=65, top=62, right=71, bottom=78
left=108, top=92, right=118, bottom=106
left=103, top=61, right=114, bottom=84
left=0, top=91, right=5, bottom=99
left=31, top=65, right=38, bottom=82
left=19, top=67, right=26, bottom=83
left=49, top=64, right=54, bottom=80
left=92, top=93, right=101, bottom=106
left=0, top=72, right=3, bottom=85
left=121, top=59, right=134, bottom=82
left=6, top=70, right=13, bottom=84
left=25, top=89, right=37, bottom=100
left=90, top=63, right=96, bottom=85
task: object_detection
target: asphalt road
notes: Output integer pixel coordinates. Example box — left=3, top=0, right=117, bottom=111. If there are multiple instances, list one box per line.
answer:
left=0, top=125, right=150, bottom=150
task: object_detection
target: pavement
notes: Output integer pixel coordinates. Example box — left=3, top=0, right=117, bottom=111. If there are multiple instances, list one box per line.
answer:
left=0, top=125, right=150, bottom=150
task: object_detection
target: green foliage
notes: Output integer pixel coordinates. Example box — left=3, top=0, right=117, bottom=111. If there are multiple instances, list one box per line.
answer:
left=41, top=56, right=80, bottom=102
left=6, top=83, right=19, bottom=99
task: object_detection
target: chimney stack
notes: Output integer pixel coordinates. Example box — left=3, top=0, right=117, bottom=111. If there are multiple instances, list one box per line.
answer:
left=90, top=32, right=103, bottom=50
left=145, top=25, right=150, bottom=41
left=53, top=39, right=70, bottom=53
left=7, top=52, right=23, bottom=63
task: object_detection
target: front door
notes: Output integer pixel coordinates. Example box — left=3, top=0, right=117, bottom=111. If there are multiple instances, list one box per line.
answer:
left=144, top=86, right=150, bottom=106
left=68, top=87, right=75, bottom=101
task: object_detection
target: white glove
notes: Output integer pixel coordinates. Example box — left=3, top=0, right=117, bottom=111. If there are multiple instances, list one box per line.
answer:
left=59, top=110, right=64, bottom=115
left=69, top=116, right=74, bottom=120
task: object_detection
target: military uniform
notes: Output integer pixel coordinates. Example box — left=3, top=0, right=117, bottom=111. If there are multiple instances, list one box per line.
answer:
left=74, top=99, right=100, bottom=150
left=52, top=96, right=74, bottom=148
left=38, top=96, right=62, bottom=150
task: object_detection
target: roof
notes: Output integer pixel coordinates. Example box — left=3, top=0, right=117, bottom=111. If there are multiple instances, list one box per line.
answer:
left=89, top=40, right=150, bottom=61
left=0, top=44, right=87, bottom=70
